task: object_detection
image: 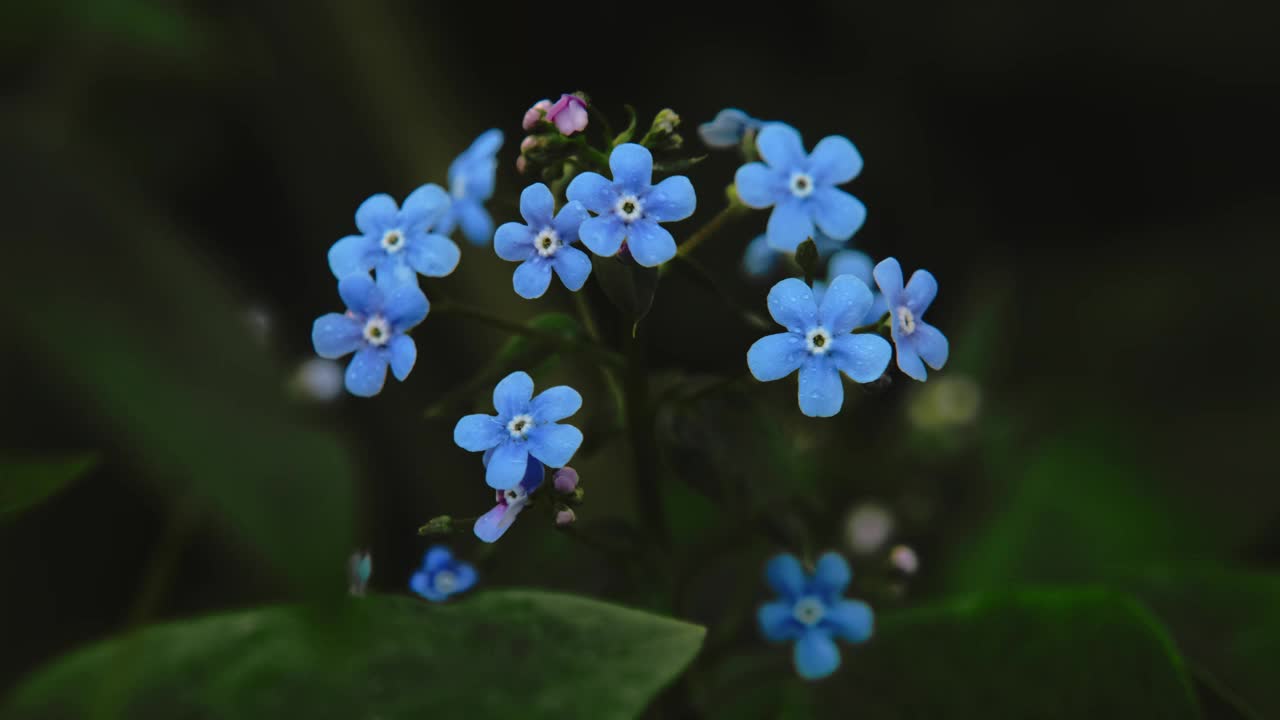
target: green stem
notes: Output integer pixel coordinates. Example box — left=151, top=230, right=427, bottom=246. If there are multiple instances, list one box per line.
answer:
left=852, top=311, right=891, bottom=335
left=623, top=331, right=669, bottom=546
left=435, top=301, right=624, bottom=367
left=573, top=291, right=627, bottom=425
left=664, top=200, right=749, bottom=274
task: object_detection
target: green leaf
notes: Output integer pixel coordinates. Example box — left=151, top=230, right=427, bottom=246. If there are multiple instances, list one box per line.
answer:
left=653, top=155, right=708, bottom=174
left=496, top=312, right=583, bottom=363
left=0, top=452, right=99, bottom=521
left=591, top=255, right=659, bottom=332
left=611, top=104, right=638, bottom=147
left=5, top=591, right=706, bottom=720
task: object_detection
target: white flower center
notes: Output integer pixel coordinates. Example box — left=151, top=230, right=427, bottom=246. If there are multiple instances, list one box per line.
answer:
left=805, top=327, right=833, bottom=355
left=533, top=227, right=561, bottom=257
left=507, top=414, right=535, bottom=439
left=503, top=485, right=529, bottom=505
left=896, top=306, right=917, bottom=335
left=362, top=315, right=391, bottom=346
left=789, top=172, right=815, bottom=198
left=433, top=569, right=458, bottom=595
left=381, top=229, right=406, bottom=253
left=614, top=194, right=644, bottom=223
left=792, top=596, right=826, bottom=626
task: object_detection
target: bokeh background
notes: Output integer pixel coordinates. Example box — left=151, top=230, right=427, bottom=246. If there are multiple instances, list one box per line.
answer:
left=3, top=0, right=1278, bottom=717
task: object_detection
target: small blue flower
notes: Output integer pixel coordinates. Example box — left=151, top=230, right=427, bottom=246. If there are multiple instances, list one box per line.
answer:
left=735, top=123, right=867, bottom=253
left=311, top=275, right=428, bottom=397
left=747, top=277, right=892, bottom=417
left=494, top=183, right=592, bottom=299
left=743, top=230, right=846, bottom=279
left=758, top=552, right=873, bottom=681
left=453, top=371, right=584, bottom=490
left=328, top=185, right=460, bottom=289
left=566, top=143, right=697, bottom=267
left=440, top=129, right=504, bottom=245
left=409, top=546, right=477, bottom=602
left=474, top=453, right=544, bottom=543
left=812, top=250, right=887, bottom=324
left=873, top=257, right=949, bottom=381
left=699, top=108, right=762, bottom=149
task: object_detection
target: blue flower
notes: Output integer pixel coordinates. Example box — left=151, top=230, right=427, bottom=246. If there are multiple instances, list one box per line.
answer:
left=440, top=129, right=504, bottom=245
left=812, top=250, right=887, bottom=324
left=494, top=183, right=592, bottom=299
left=743, top=230, right=846, bottom=279
left=758, top=552, right=873, bottom=680
left=453, top=371, right=584, bottom=489
left=873, top=257, right=949, bottom=381
left=734, top=123, right=866, bottom=253
left=566, top=143, right=697, bottom=267
left=311, top=274, right=428, bottom=397
left=699, top=108, right=762, bottom=149
left=409, top=546, right=477, bottom=602
left=747, top=277, right=892, bottom=417
left=474, top=453, right=545, bottom=543
left=328, top=185, right=460, bottom=289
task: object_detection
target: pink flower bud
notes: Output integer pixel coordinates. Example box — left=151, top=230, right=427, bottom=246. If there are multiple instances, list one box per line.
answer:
left=555, top=508, right=577, bottom=526
left=520, top=135, right=539, bottom=153
left=546, top=94, right=588, bottom=136
left=522, top=99, right=552, bottom=131
left=889, top=545, right=919, bottom=575
left=553, top=467, right=579, bottom=494
left=515, top=156, right=528, bottom=174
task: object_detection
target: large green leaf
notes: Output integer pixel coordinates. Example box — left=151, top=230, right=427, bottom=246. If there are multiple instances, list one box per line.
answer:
left=0, top=452, right=99, bottom=521
left=702, top=588, right=1200, bottom=719
left=5, top=590, right=706, bottom=720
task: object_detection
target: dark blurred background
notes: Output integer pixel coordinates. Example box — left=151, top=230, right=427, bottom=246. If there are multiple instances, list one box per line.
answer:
left=2, top=0, right=1278, bottom=710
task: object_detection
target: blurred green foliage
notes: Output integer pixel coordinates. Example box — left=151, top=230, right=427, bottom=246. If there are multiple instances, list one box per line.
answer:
left=0, top=454, right=98, bottom=522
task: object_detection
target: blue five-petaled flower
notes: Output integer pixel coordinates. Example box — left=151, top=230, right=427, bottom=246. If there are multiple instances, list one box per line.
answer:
left=735, top=123, right=867, bottom=253
left=758, top=552, right=873, bottom=681
left=439, top=129, right=504, bottom=246
left=813, top=250, right=887, bottom=325
left=566, top=143, right=697, bottom=267
left=698, top=108, right=762, bottom=149
left=311, top=274, right=428, bottom=397
left=409, top=546, right=477, bottom=602
left=495, top=183, right=592, bottom=299
left=747, top=276, right=892, bottom=417
left=453, top=371, right=584, bottom=490
left=328, top=185, right=460, bottom=290
left=873, top=257, right=949, bottom=381
left=474, top=454, right=544, bottom=543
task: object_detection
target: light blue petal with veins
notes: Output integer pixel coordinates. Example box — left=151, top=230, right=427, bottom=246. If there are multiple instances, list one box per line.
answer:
left=513, top=258, right=553, bottom=299
left=747, top=333, right=806, bottom=382
left=644, top=176, right=696, bottom=222
left=530, top=386, right=582, bottom=423
left=519, top=183, right=556, bottom=227
left=832, top=334, right=892, bottom=383
left=407, top=233, right=460, bottom=277
left=756, top=123, right=806, bottom=170
left=344, top=347, right=388, bottom=397
left=734, top=162, right=777, bottom=208
left=579, top=215, right=626, bottom=257
left=525, top=423, right=582, bottom=468
left=811, top=187, right=866, bottom=242
left=818, top=275, right=874, bottom=334
left=552, top=246, right=592, bottom=291
left=626, top=219, right=676, bottom=267
left=389, top=335, right=416, bottom=381
left=808, top=135, right=863, bottom=185
left=766, top=198, right=815, bottom=252
left=609, top=143, right=653, bottom=194
left=565, top=172, right=616, bottom=214
left=453, top=414, right=505, bottom=451
left=493, top=371, right=534, bottom=417
left=485, top=439, right=529, bottom=490
left=766, top=278, right=818, bottom=333
left=355, top=193, right=399, bottom=235
left=494, top=222, right=534, bottom=261
left=312, top=314, right=362, bottom=359
left=798, top=357, right=843, bottom=417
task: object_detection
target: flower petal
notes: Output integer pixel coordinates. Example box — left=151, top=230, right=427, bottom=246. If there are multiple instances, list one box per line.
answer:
left=344, top=347, right=389, bottom=397
left=810, top=552, right=851, bottom=596
left=626, top=219, right=676, bottom=267
left=355, top=193, right=399, bottom=235
left=765, top=553, right=806, bottom=598
left=904, top=268, right=939, bottom=313
left=328, top=235, right=375, bottom=279
left=513, top=258, right=554, bottom=299
left=451, top=562, right=478, bottom=593
left=407, top=233, right=460, bottom=277
left=409, top=570, right=443, bottom=601
left=579, top=215, right=626, bottom=257
left=530, top=385, right=582, bottom=423
left=551, top=246, right=592, bottom=291
left=823, top=599, right=873, bottom=643
left=818, top=275, right=874, bottom=334
left=526, top=423, right=582, bottom=468
left=519, top=182, right=555, bottom=227
left=913, top=321, right=949, bottom=371
left=494, top=222, right=535, bottom=262
left=389, top=335, right=416, bottom=381
left=872, top=257, right=905, bottom=301
left=734, top=162, right=778, bottom=208
left=893, top=340, right=928, bottom=381
left=518, top=454, right=545, bottom=493
left=338, top=274, right=383, bottom=315
left=756, top=123, right=806, bottom=170
left=400, top=183, right=451, bottom=233
left=485, top=440, right=529, bottom=490
left=311, top=313, right=362, bottom=359
left=831, top=333, right=892, bottom=383
left=456, top=200, right=494, bottom=247
left=384, top=284, right=428, bottom=331
left=808, top=135, right=863, bottom=185
left=644, top=176, right=696, bottom=222
left=423, top=546, right=453, bottom=572
left=374, top=261, right=417, bottom=291
left=565, top=172, right=616, bottom=214
left=811, top=187, right=866, bottom=242
left=609, top=143, right=653, bottom=194
left=493, top=371, right=534, bottom=417
left=827, top=250, right=874, bottom=286
left=473, top=502, right=522, bottom=543
left=766, top=198, right=815, bottom=253
left=453, top=414, right=505, bottom=452
left=743, top=234, right=778, bottom=278
left=798, top=358, right=843, bottom=417
left=766, top=278, right=819, bottom=333
left=794, top=629, right=841, bottom=680
left=747, top=332, right=806, bottom=382
left=553, top=201, right=589, bottom=243
left=758, top=601, right=803, bottom=641
left=698, top=108, right=754, bottom=149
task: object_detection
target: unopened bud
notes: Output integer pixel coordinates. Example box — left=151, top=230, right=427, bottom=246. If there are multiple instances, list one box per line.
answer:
left=553, top=467, right=579, bottom=494
left=846, top=503, right=895, bottom=554
left=555, top=508, right=577, bottom=526
left=652, top=108, right=681, bottom=134
left=520, top=135, right=540, bottom=153
left=889, top=545, right=919, bottom=575
left=418, top=515, right=453, bottom=536
left=515, top=155, right=528, bottom=174
left=570, top=487, right=585, bottom=505
left=522, top=99, right=552, bottom=131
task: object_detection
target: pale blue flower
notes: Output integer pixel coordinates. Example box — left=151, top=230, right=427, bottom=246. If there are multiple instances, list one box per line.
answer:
left=812, top=250, right=887, bottom=324
left=311, top=275, right=428, bottom=397
left=494, top=183, right=592, bottom=299
left=328, top=185, right=459, bottom=289
left=758, top=552, right=873, bottom=681
left=873, top=257, right=949, bottom=381
left=440, top=129, right=504, bottom=245
left=409, top=546, right=476, bottom=602
left=699, top=108, right=762, bottom=148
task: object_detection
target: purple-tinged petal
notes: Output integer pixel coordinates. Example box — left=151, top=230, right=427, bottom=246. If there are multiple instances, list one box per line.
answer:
left=794, top=629, right=841, bottom=680
left=810, top=187, right=866, bottom=242
left=389, top=335, right=416, bottom=381
left=355, top=193, right=399, bottom=235
left=817, top=275, right=874, bottom=335
left=311, top=313, right=362, bottom=359
left=513, top=258, right=554, bottom=299
left=893, top=341, right=928, bottom=381
left=579, top=215, right=626, bottom=257
left=328, top=235, right=376, bottom=279
left=495, top=222, right=535, bottom=262
left=518, top=455, right=545, bottom=493
left=626, top=219, right=676, bottom=267
left=734, top=162, right=779, bottom=208
left=766, top=554, right=806, bottom=599
left=766, top=198, right=815, bottom=253
left=526, top=423, right=582, bottom=468
left=493, top=371, right=534, bottom=417
left=747, top=332, right=806, bottom=382
left=609, top=143, right=653, bottom=194
left=904, top=268, right=939, bottom=314
left=474, top=502, right=522, bottom=543
left=519, top=183, right=556, bottom=227
left=831, top=333, right=892, bottom=383
left=406, top=233, right=460, bottom=277
left=807, top=135, right=863, bottom=185
left=339, top=274, right=383, bottom=316
left=756, top=123, right=806, bottom=170
left=644, top=176, right=696, bottom=222
left=344, top=347, right=389, bottom=397
left=530, top=386, right=582, bottom=423
left=766, top=278, right=819, bottom=333
left=798, top=358, right=843, bottom=417
left=486, top=439, right=529, bottom=490
left=873, top=257, right=905, bottom=302
left=454, top=414, right=505, bottom=452
left=759, top=601, right=803, bottom=641
left=823, top=600, right=873, bottom=643
left=565, top=172, right=617, bottom=214
left=913, top=321, right=949, bottom=371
